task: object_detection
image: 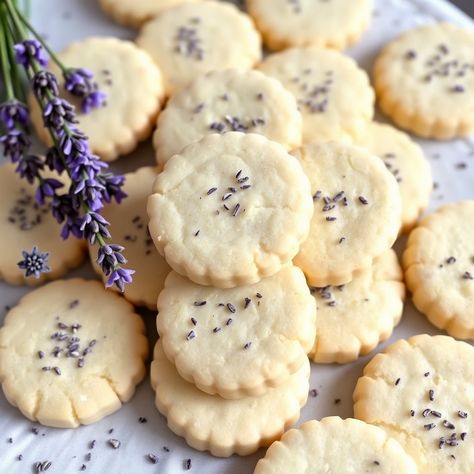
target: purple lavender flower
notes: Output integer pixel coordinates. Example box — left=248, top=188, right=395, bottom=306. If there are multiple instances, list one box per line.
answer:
left=64, top=68, right=107, bottom=113
left=0, top=129, right=31, bottom=162
left=15, top=154, right=45, bottom=184
left=14, top=40, right=48, bottom=68
left=45, top=146, right=65, bottom=174
left=35, top=178, right=64, bottom=205
left=106, top=268, right=135, bottom=292
left=0, top=100, right=29, bottom=129
left=43, top=97, right=77, bottom=129
left=17, top=246, right=51, bottom=278
left=31, top=71, right=59, bottom=99
left=80, top=212, right=111, bottom=244
left=81, top=91, right=107, bottom=114
left=98, top=173, right=127, bottom=204
left=60, top=214, right=83, bottom=240
left=97, top=244, right=126, bottom=272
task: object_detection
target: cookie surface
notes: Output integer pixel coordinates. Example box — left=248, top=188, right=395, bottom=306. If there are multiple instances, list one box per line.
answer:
left=354, top=334, right=474, bottom=473
left=356, top=122, right=432, bottom=233
left=254, top=417, right=418, bottom=474
left=0, top=163, right=85, bottom=286
left=258, top=47, right=374, bottom=143
left=147, top=132, right=313, bottom=288
left=0, top=279, right=148, bottom=428
left=150, top=341, right=309, bottom=457
left=153, top=68, right=302, bottom=167
left=30, top=37, right=163, bottom=161
left=136, top=1, right=261, bottom=96
left=157, top=265, right=316, bottom=399
left=88, top=166, right=170, bottom=310
left=292, top=141, right=401, bottom=286
left=310, top=249, right=404, bottom=364
left=247, top=0, right=372, bottom=51
left=374, top=23, right=474, bottom=139
left=403, top=201, right=474, bottom=340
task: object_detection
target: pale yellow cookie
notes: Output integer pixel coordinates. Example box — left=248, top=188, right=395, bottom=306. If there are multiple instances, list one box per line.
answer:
left=30, top=37, right=164, bottom=161
left=254, top=417, right=418, bottom=474
left=356, top=122, right=432, bottom=233
left=247, top=0, right=372, bottom=51
left=147, top=132, right=313, bottom=288
left=258, top=47, right=374, bottom=143
left=310, top=249, right=404, bottom=364
left=0, top=279, right=148, bottom=428
left=354, top=334, right=474, bottom=473
left=153, top=68, right=302, bottom=167
left=136, top=1, right=262, bottom=96
left=88, top=166, right=171, bottom=310
left=150, top=341, right=309, bottom=457
left=403, top=201, right=474, bottom=340
left=374, top=23, right=474, bottom=139
left=157, top=265, right=315, bottom=399
left=0, top=163, right=85, bottom=286
left=292, top=141, right=401, bottom=286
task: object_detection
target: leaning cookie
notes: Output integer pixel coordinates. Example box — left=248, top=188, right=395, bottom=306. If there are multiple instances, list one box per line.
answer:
left=151, top=341, right=309, bottom=457
left=30, top=37, right=164, bottom=161
left=374, top=23, right=474, bottom=139
left=153, top=68, right=302, bottom=167
left=0, top=163, right=85, bottom=286
left=403, top=201, right=474, bottom=340
left=0, top=279, right=148, bottom=428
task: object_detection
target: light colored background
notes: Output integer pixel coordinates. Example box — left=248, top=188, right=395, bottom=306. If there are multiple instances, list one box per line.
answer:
left=0, top=1, right=473, bottom=473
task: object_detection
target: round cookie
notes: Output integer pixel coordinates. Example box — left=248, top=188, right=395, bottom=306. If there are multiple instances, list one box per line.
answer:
left=258, top=47, right=374, bottom=143
left=310, top=249, right=404, bottom=364
left=292, top=141, right=401, bottom=286
left=354, top=334, right=474, bottom=473
left=374, top=23, right=474, bottom=139
left=147, top=132, right=313, bottom=288
left=150, top=341, right=310, bottom=457
left=0, top=163, right=85, bottom=286
left=157, top=265, right=316, bottom=399
left=356, top=122, right=432, bottom=233
left=0, top=279, right=148, bottom=428
left=88, top=166, right=171, bottom=310
left=153, top=68, right=302, bottom=167
left=247, top=0, right=372, bottom=52
left=136, top=1, right=262, bottom=96
left=403, top=201, right=474, bottom=340
left=254, top=417, right=418, bottom=474
left=30, top=37, right=164, bottom=161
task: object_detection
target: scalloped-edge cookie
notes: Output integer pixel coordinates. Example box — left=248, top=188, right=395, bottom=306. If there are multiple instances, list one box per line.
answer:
left=150, top=341, right=309, bottom=457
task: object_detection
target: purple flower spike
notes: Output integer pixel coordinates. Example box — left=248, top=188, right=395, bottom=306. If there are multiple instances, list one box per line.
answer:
left=98, top=173, right=127, bottom=204
left=15, top=154, right=45, bottom=184
left=106, top=268, right=135, bottom=292
left=14, top=40, right=48, bottom=68
left=35, top=178, right=64, bottom=205
left=80, top=212, right=111, bottom=244
left=43, top=97, right=77, bottom=130
left=17, top=246, right=51, bottom=279
left=0, top=100, right=29, bottom=129
left=64, top=68, right=94, bottom=96
left=81, top=91, right=107, bottom=114
left=0, top=129, right=31, bottom=163
left=31, top=71, right=59, bottom=99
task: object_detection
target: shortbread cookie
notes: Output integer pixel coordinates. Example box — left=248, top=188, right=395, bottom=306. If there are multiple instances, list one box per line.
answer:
left=157, top=265, right=315, bottom=399
left=354, top=334, right=474, bottom=473
left=374, top=23, right=474, bottom=139
left=254, top=417, right=418, bottom=474
left=147, top=132, right=313, bottom=288
left=0, top=279, right=148, bottom=428
left=136, top=1, right=261, bottom=96
left=153, top=68, right=302, bottom=167
left=151, top=341, right=309, bottom=457
left=0, top=163, right=85, bottom=286
left=258, top=48, right=374, bottom=143
left=292, top=141, right=401, bottom=286
left=403, top=201, right=474, bottom=340
left=30, top=37, right=163, bottom=161
left=356, top=122, right=432, bottom=233
left=88, top=167, right=170, bottom=309
left=247, top=0, right=372, bottom=51
left=310, top=250, right=404, bottom=364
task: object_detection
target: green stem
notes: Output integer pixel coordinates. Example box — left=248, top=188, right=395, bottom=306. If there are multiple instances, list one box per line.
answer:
left=0, top=6, right=15, bottom=100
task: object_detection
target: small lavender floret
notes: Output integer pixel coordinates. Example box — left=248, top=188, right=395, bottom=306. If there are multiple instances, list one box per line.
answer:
left=14, top=40, right=48, bottom=67
left=17, top=246, right=50, bottom=279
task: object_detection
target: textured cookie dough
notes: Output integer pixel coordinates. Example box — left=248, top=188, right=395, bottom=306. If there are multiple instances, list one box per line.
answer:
left=153, top=68, right=302, bottom=167
left=354, top=334, right=474, bottom=474
left=258, top=47, right=374, bottom=143
left=292, top=141, right=401, bottom=286
left=247, top=0, right=372, bottom=51
left=30, top=37, right=163, bottom=161
left=88, top=166, right=170, bottom=310
left=310, top=250, right=404, bottom=364
left=356, top=122, right=432, bottom=233
left=254, top=417, right=418, bottom=474
left=157, top=265, right=316, bottom=399
left=374, top=23, right=474, bottom=139
left=147, top=132, right=313, bottom=288
left=151, top=341, right=310, bottom=457
left=0, top=163, right=85, bottom=286
left=403, top=201, right=474, bottom=340
left=136, top=1, right=261, bottom=96
left=0, top=279, right=148, bottom=428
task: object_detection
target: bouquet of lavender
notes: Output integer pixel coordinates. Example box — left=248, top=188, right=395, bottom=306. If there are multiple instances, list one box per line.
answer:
left=0, top=0, right=133, bottom=291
